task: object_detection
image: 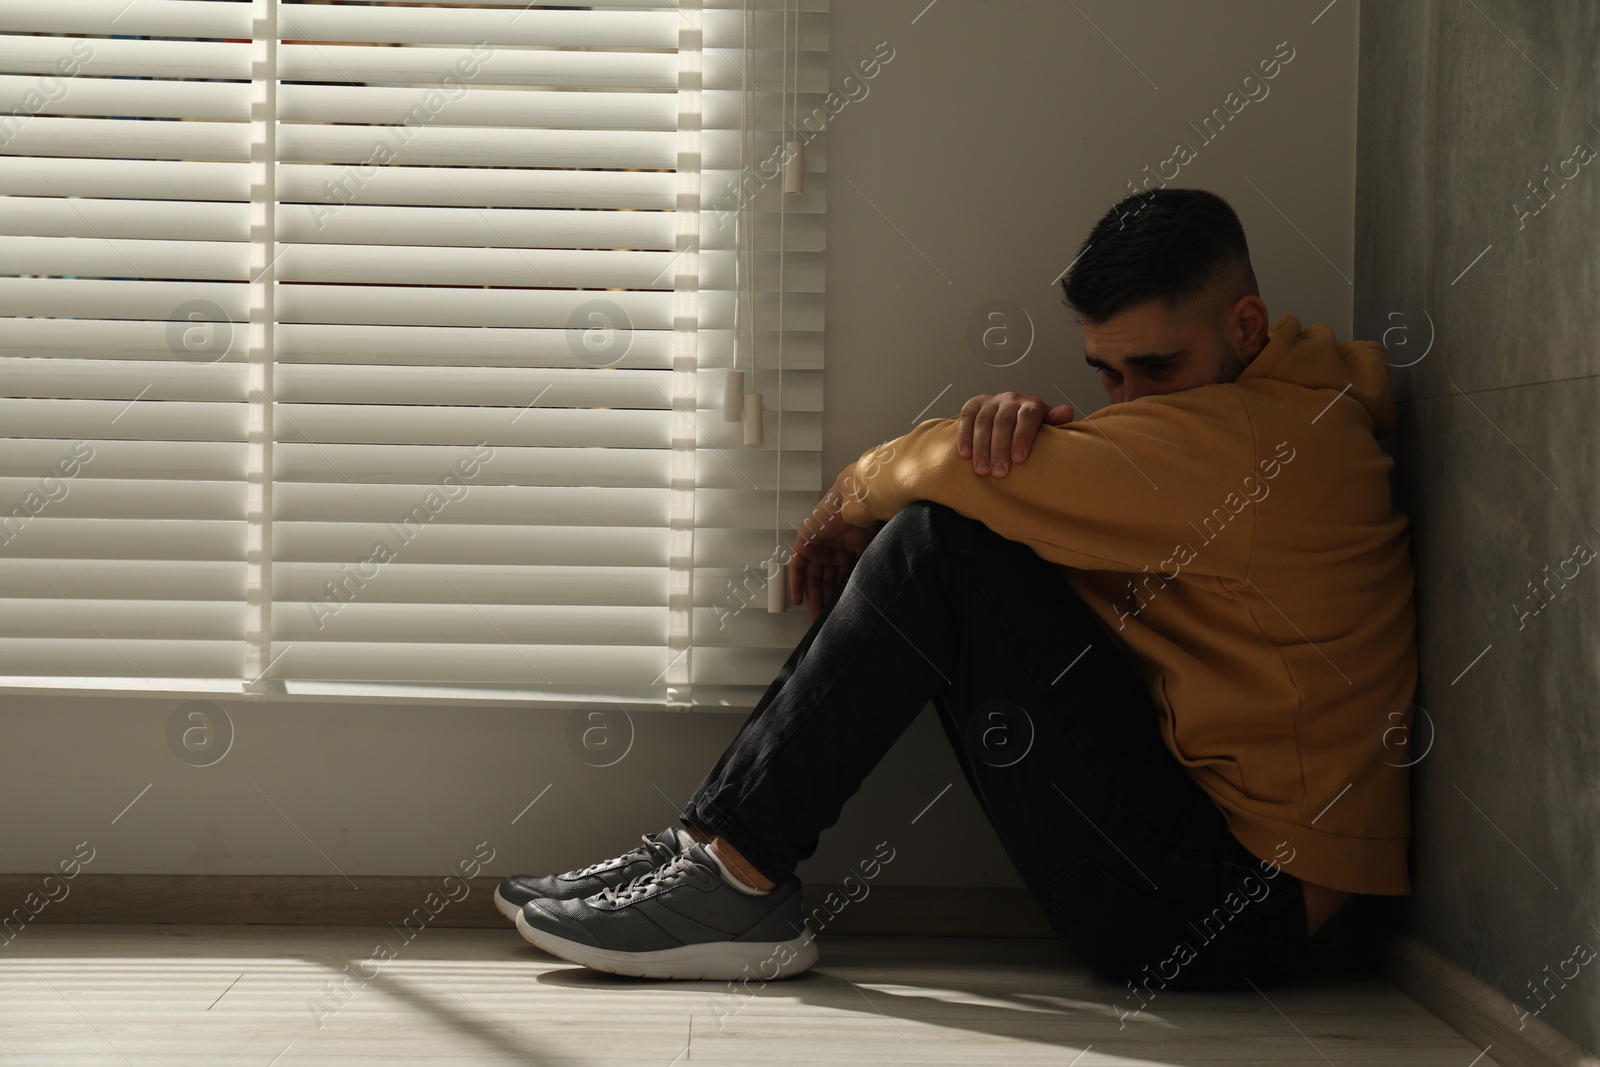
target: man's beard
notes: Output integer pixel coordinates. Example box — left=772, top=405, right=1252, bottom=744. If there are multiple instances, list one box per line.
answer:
left=1216, top=344, right=1246, bottom=383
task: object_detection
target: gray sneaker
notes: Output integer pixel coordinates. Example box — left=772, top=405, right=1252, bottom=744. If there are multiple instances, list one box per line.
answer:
left=493, top=827, right=686, bottom=921
left=514, top=841, right=818, bottom=980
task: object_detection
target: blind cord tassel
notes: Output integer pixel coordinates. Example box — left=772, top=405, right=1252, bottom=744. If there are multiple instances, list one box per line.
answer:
left=722, top=368, right=744, bottom=421
left=782, top=140, right=805, bottom=194
left=767, top=558, right=788, bottom=613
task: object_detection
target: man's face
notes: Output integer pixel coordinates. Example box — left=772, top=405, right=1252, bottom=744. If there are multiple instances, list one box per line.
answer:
left=1081, top=296, right=1257, bottom=404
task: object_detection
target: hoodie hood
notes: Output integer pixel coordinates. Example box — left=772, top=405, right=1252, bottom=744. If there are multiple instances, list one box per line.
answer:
left=1238, top=310, right=1396, bottom=437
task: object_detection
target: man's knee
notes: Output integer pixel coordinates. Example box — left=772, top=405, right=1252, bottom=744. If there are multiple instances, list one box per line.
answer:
left=884, top=499, right=961, bottom=537
left=870, top=500, right=943, bottom=554
left=882, top=499, right=991, bottom=551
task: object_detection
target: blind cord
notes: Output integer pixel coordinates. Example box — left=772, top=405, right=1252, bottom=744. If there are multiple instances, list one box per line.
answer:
left=775, top=0, right=788, bottom=551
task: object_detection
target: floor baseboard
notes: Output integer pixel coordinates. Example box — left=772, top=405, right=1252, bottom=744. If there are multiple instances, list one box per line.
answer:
left=1386, top=934, right=1600, bottom=1067
left=0, top=874, right=1058, bottom=938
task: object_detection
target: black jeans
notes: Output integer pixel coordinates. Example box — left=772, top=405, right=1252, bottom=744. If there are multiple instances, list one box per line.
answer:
left=681, top=500, right=1309, bottom=990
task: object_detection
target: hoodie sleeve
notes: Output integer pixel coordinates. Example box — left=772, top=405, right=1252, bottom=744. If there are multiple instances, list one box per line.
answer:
left=836, top=389, right=1266, bottom=578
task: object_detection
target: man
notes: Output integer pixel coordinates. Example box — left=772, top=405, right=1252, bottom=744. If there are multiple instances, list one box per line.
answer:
left=497, top=188, right=1418, bottom=989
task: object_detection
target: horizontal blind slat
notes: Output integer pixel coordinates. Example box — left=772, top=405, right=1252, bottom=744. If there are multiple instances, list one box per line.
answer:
left=271, top=364, right=822, bottom=411
left=271, top=642, right=671, bottom=686
left=0, top=518, right=240, bottom=560
left=0, top=157, right=677, bottom=208
left=0, top=36, right=247, bottom=81
left=278, top=85, right=676, bottom=131
left=0, top=196, right=244, bottom=241
left=280, top=203, right=676, bottom=250
left=0, top=158, right=247, bottom=201
left=0, top=478, right=241, bottom=519
left=273, top=563, right=665, bottom=607
left=0, top=642, right=242, bottom=679
left=0, top=0, right=250, bottom=39
left=0, top=74, right=246, bottom=121
left=0, top=558, right=240, bottom=600
left=277, top=124, right=677, bottom=170
left=272, top=404, right=671, bottom=447
left=0, top=438, right=242, bottom=479
left=276, top=605, right=669, bottom=646
left=279, top=6, right=678, bottom=48
left=273, top=443, right=821, bottom=489
left=276, top=523, right=667, bottom=568
left=278, top=43, right=676, bottom=89
left=279, top=163, right=675, bottom=208
left=0, top=600, right=241, bottom=639
left=0, top=398, right=242, bottom=440
left=0, top=117, right=248, bottom=162
left=275, top=484, right=671, bottom=527
left=0, top=357, right=246, bottom=402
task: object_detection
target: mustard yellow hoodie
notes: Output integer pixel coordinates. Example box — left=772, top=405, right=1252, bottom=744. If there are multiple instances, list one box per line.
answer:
left=836, top=311, right=1416, bottom=896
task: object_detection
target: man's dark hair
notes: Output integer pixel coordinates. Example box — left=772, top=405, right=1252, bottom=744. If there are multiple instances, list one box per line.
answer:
left=1060, top=188, right=1258, bottom=325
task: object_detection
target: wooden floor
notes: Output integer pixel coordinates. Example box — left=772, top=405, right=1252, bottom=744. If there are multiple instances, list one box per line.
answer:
left=0, top=924, right=1488, bottom=1065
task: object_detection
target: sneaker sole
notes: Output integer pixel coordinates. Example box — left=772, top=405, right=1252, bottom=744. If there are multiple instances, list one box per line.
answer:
left=514, top=909, right=819, bottom=980
left=493, top=887, right=525, bottom=923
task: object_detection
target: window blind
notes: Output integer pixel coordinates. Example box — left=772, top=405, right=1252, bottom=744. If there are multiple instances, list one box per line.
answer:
left=0, top=0, right=827, bottom=709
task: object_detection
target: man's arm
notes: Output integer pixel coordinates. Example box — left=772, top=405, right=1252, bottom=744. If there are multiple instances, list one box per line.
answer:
left=955, top=391, right=1076, bottom=476
left=835, top=391, right=1263, bottom=579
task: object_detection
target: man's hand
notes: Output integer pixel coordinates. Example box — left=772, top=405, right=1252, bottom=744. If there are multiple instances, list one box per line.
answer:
left=956, top=392, right=1075, bottom=476
left=789, top=469, right=887, bottom=622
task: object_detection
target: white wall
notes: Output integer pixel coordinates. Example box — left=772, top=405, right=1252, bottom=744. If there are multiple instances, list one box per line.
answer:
left=0, top=0, right=1359, bottom=890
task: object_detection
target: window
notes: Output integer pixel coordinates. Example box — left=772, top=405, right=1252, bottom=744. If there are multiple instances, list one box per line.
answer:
left=0, top=0, right=827, bottom=709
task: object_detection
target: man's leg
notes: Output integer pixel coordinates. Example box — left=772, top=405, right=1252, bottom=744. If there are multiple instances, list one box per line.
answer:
left=681, top=500, right=1308, bottom=990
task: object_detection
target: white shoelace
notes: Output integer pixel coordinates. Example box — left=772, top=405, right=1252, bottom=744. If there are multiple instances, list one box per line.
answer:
left=599, top=850, right=711, bottom=905
left=566, top=833, right=676, bottom=879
